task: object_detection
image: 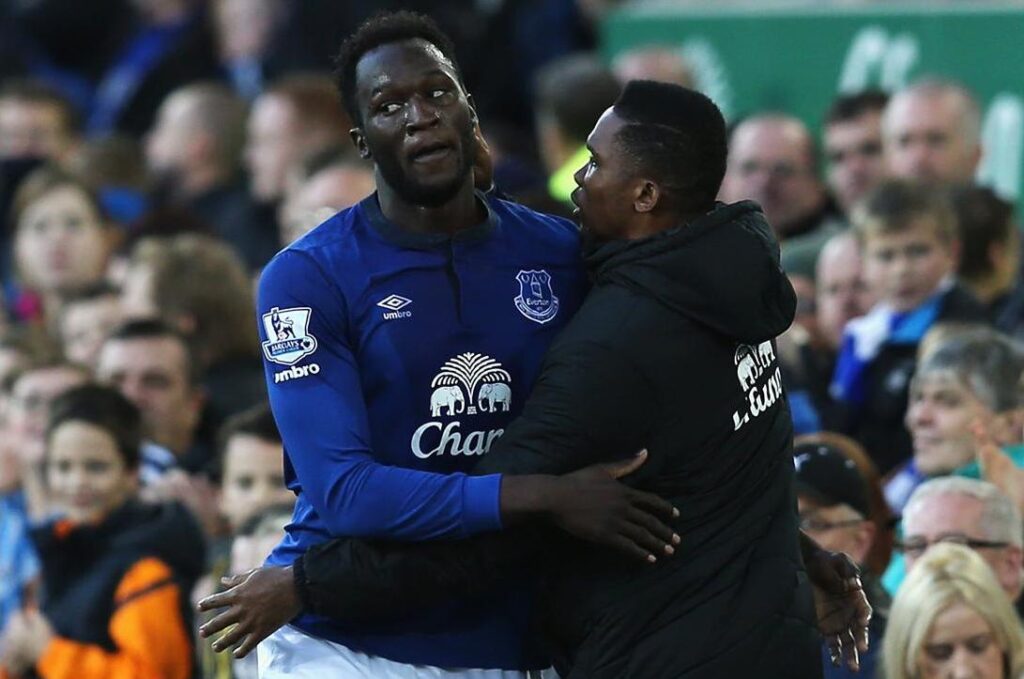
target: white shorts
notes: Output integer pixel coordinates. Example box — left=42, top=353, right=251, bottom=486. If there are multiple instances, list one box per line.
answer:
left=257, top=624, right=558, bottom=679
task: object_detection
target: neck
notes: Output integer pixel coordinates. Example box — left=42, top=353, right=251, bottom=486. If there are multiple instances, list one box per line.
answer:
left=624, top=210, right=695, bottom=241
left=964, top=273, right=1013, bottom=305
left=179, top=164, right=228, bottom=198
left=376, top=177, right=482, bottom=236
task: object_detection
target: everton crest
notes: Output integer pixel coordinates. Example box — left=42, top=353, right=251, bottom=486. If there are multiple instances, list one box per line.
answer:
left=262, top=306, right=318, bottom=365
left=514, top=270, right=559, bottom=324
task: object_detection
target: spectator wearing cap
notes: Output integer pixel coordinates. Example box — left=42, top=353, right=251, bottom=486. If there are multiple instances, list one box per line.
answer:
left=795, top=441, right=889, bottom=678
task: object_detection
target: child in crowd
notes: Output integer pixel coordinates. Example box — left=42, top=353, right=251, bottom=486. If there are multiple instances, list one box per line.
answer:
left=57, top=283, right=123, bottom=371
left=199, top=404, right=292, bottom=679
left=217, top=404, right=293, bottom=534
left=832, top=179, right=987, bottom=474
left=0, top=385, right=204, bottom=679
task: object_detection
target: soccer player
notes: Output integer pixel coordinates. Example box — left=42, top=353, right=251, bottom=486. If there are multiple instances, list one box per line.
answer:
left=202, top=11, right=678, bottom=679
left=202, top=33, right=870, bottom=676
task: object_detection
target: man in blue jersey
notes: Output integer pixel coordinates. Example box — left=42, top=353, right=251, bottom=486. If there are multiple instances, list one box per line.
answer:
left=209, top=11, right=679, bottom=679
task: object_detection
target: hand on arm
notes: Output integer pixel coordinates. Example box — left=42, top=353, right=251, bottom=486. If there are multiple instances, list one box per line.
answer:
left=500, top=451, right=679, bottom=563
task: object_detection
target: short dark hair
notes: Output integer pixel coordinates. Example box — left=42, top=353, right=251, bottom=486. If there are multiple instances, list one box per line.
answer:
left=534, top=53, right=621, bottom=145
left=853, top=179, right=957, bottom=244
left=215, top=402, right=281, bottom=481
left=47, top=384, right=143, bottom=470
left=105, top=318, right=202, bottom=385
left=334, top=11, right=462, bottom=126
left=950, top=185, right=1016, bottom=281
left=219, top=402, right=280, bottom=449
left=612, top=80, right=727, bottom=217
left=824, top=90, right=890, bottom=127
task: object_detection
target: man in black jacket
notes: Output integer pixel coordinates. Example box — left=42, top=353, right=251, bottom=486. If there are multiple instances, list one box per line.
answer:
left=201, top=81, right=869, bottom=678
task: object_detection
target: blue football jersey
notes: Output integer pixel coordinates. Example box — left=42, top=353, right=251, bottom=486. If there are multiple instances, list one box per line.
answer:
left=257, top=193, right=586, bottom=669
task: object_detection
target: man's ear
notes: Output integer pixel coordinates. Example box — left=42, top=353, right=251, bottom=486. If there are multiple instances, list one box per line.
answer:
left=633, top=180, right=661, bottom=214
left=467, top=93, right=479, bottom=125
left=350, top=127, right=371, bottom=160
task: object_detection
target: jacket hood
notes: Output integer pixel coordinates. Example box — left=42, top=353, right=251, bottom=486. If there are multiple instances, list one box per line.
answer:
left=585, top=201, right=796, bottom=344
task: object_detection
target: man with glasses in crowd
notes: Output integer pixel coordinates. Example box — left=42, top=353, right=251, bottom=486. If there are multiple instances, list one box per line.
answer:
left=795, top=442, right=889, bottom=677
left=901, top=476, right=1023, bottom=608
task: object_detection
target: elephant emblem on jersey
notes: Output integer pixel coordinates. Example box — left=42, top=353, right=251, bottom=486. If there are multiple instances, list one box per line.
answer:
left=478, top=382, right=512, bottom=412
left=430, top=385, right=465, bottom=417
left=735, top=346, right=759, bottom=391
left=758, top=341, right=775, bottom=367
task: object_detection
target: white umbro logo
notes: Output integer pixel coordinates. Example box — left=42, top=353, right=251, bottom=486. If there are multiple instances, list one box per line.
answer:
left=378, top=295, right=412, bottom=311
left=378, top=295, right=413, bottom=320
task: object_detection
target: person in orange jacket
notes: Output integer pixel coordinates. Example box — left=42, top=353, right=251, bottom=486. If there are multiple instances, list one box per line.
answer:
left=0, top=384, right=205, bottom=679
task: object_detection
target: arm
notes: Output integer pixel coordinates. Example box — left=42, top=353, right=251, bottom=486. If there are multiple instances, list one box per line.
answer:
left=35, top=558, right=191, bottom=679
left=258, top=251, right=502, bottom=540
left=199, top=341, right=679, bottom=655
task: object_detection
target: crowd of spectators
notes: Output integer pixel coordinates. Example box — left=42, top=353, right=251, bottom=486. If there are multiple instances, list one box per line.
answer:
left=1, top=1, right=1024, bottom=678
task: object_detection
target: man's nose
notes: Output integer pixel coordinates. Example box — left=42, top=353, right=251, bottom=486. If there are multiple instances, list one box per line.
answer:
left=406, top=97, right=440, bottom=133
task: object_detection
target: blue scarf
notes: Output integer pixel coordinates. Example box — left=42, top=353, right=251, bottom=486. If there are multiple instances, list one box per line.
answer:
left=831, top=283, right=950, bottom=408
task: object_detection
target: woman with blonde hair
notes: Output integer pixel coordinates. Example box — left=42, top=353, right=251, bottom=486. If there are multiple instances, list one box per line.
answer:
left=884, top=542, right=1024, bottom=679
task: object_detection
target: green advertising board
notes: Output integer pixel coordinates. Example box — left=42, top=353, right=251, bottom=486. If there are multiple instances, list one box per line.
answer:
left=603, top=2, right=1024, bottom=202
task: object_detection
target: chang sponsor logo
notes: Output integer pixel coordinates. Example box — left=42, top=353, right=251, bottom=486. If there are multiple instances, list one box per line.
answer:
left=411, top=352, right=512, bottom=458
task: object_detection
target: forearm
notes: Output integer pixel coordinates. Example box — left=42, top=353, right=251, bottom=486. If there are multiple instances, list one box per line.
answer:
left=295, top=528, right=546, bottom=623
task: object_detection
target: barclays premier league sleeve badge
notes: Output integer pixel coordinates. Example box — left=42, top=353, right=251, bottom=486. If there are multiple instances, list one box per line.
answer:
left=262, top=306, right=318, bottom=365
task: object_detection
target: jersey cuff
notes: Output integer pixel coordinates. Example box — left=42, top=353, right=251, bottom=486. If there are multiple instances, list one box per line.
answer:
left=462, top=473, right=503, bottom=534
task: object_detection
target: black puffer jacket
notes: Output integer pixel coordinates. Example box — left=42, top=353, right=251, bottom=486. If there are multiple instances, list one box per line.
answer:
left=298, top=202, right=822, bottom=678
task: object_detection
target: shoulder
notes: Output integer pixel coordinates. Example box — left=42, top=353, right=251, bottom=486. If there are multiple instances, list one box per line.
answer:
left=259, top=205, right=367, bottom=301
left=488, top=196, right=581, bottom=255
left=939, top=283, right=989, bottom=323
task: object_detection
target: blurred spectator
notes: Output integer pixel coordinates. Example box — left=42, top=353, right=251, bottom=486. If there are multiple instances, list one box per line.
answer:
left=950, top=185, right=1024, bottom=333
left=611, top=46, right=695, bottom=88
left=780, top=232, right=874, bottom=431
left=146, top=82, right=278, bottom=269
left=0, top=385, right=203, bottom=679
left=818, top=232, right=875, bottom=354
left=720, top=114, right=843, bottom=280
left=212, top=0, right=286, bottom=100
left=793, top=441, right=888, bottom=678
left=883, top=78, right=982, bottom=186
left=901, top=478, right=1023, bottom=604
left=279, top=155, right=375, bottom=245
left=883, top=542, right=1024, bottom=679
left=85, top=0, right=220, bottom=137
left=887, top=329, right=1024, bottom=514
left=96, top=320, right=207, bottom=473
left=57, top=283, right=124, bottom=371
left=795, top=432, right=895, bottom=577
left=67, top=135, right=151, bottom=227
left=10, top=167, right=116, bottom=330
left=532, top=53, right=620, bottom=205
left=205, top=501, right=292, bottom=679
left=217, top=403, right=290, bottom=534
left=822, top=90, right=888, bottom=218
left=121, top=235, right=264, bottom=420
left=832, top=180, right=987, bottom=474
left=6, top=362, right=89, bottom=519
left=244, top=74, right=351, bottom=206
left=0, top=80, right=80, bottom=164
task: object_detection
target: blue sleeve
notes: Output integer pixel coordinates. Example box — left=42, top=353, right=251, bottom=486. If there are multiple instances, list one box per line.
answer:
left=257, top=250, right=502, bottom=540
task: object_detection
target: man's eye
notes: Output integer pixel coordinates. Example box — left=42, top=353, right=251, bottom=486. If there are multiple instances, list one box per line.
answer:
left=430, top=89, right=449, bottom=98
left=381, top=103, right=402, bottom=115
